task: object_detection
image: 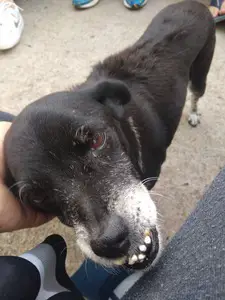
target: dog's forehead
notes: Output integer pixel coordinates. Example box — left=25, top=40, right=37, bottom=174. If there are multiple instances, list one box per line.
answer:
left=26, top=108, right=107, bottom=140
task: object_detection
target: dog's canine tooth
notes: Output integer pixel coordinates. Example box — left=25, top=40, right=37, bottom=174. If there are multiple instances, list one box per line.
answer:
left=144, top=236, right=151, bottom=245
left=139, top=245, right=147, bottom=252
left=113, top=257, right=127, bottom=265
left=145, top=229, right=150, bottom=236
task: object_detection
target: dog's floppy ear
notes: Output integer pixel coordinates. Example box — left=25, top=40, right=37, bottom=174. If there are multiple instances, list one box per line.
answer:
left=93, top=79, right=131, bottom=119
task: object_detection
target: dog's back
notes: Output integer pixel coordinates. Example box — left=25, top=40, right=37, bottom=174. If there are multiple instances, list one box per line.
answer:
left=141, top=1, right=214, bottom=53
left=90, top=1, right=215, bottom=181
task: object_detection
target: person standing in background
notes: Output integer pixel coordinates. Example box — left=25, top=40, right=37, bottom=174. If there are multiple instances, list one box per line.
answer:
left=72, top=0, right=147, bottom=10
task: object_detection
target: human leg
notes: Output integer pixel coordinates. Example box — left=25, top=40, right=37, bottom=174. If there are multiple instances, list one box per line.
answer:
left=0, top=235, right=84, bottom=300
left=123, top=0, right=148, bottom=10
left=72, top=0, right=100, bottom=9
left=0, top=0, right=24, bottom=50
left=209, top=0, right=225, bottom=22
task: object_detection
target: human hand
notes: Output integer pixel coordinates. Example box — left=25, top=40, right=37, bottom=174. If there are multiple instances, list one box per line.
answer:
left=0, top=122, right=53, bottom=232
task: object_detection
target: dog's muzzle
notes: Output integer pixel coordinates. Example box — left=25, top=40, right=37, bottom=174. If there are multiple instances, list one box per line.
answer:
left=90, top=214, right=159, bottom=269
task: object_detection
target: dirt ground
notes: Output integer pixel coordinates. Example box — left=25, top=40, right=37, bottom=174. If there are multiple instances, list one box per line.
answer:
left=1, top=0, right=225, bottom=274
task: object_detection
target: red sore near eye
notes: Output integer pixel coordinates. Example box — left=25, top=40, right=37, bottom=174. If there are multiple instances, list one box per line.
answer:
left=90, top=133, right=106, bottom=151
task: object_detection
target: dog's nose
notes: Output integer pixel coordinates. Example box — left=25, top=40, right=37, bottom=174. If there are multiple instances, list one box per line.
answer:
left=91, top=215, right=130, bottom=259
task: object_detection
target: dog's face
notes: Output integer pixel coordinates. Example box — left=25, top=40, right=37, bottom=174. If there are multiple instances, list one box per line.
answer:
left=5, top=80, right=160, bottom=269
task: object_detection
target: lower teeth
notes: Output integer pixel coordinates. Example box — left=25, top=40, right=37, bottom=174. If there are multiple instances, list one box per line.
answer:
left=127, top=230, right=152, bottom=266
left=139, top=245, right=147, bottom=252
left=144, top=236, right=151, bottom=245
left=128, top=254, right=138, bottom=265
left=138, top=254, right=146, bottom=260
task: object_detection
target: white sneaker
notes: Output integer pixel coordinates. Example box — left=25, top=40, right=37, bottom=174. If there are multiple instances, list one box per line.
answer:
left=0, top=2, right=24, bottom=50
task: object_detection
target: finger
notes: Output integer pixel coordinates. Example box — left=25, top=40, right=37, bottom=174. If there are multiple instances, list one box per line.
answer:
left=0, top=181, right=53, bottom=232
left=22, top=205, right=54, bottom=230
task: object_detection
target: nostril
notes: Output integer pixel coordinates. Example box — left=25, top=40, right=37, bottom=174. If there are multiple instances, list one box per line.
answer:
left=91, top=236, right=130, bottom=259
left=113, top=235, right=130, bottom=253
left=105, top=228, right=128, bottom=247
left=90, top=215, right=130, bottom=259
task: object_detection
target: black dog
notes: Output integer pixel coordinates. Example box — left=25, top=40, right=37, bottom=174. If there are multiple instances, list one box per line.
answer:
left=4, top=1, right=215, bottom=270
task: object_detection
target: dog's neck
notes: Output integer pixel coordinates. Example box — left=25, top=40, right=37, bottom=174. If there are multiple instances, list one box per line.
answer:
left=115, top=116, right=144, bottom=177
left=127, top=116, right=144, bottom=173
left=118, top=102, right=167, bottom=189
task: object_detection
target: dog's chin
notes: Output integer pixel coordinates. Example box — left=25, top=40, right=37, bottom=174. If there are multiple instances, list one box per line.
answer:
left=77, top=227, right=161, bottom=271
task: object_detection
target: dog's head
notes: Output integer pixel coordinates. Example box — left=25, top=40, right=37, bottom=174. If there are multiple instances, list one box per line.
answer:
left=4, top=79, right=160, bottom=269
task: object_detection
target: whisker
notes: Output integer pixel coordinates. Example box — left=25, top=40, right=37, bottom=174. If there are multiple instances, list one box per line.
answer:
left=156, top=216, right=165, bottom=223
left=157, top=211, right=164, bottom=218
left=60, top=246, right=67, bottom=257
left=18, top=183, right=30, bottom=203
left=140, top=177, right=159, bottom=186
left=8, top=180, right=26, bottom=191
left=150, top=191, right=175, bottom=202
left=85, top=259, right=89, bottom=279
left=101, top=265, right=120, bottom=275
left=138, top=177, right=160, bottom=191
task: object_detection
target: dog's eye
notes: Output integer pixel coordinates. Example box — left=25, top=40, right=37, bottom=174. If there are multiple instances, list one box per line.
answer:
left=90, top=133, right=106, bottom=151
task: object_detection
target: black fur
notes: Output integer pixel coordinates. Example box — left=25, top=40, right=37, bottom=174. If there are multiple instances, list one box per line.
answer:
left=3, top=1, right=215, bottom=264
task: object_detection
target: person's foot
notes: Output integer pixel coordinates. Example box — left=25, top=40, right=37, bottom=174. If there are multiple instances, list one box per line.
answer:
left=0, top=1, right=24, bottom=50
left=123, top=0, right=148, bottom=10
left=72, top=0, right=100, bottom=9
left=209, top=0, right=225, bottom=18
left=219, top=0, right=225, bottom=15
left=209, top=5, right=219, bottom=17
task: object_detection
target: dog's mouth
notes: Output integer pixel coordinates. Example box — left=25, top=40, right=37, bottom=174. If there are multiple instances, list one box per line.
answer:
left=112, top=228, right=159, bottom=270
